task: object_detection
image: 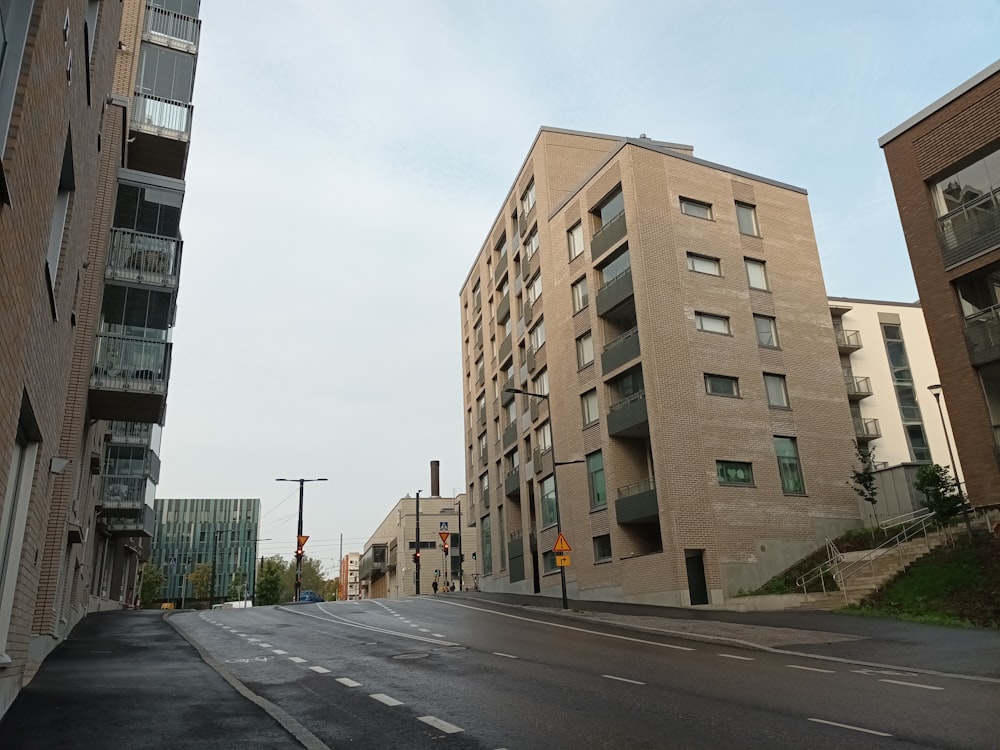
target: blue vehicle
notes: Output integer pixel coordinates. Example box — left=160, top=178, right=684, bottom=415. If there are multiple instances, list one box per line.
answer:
left=298, top=590, right=324, bottom=603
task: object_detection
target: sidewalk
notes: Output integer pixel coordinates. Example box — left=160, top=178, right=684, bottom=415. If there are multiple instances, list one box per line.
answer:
left=0, top=610, right=314, bottom=749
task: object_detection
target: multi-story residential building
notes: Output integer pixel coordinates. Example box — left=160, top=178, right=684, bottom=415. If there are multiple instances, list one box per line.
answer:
left=151, top=498, right=260, bottom=606
left=338, top=552, right=360, bottom=601
left=880, top=60, right=1000, bottom=511
left=360, top=493, right=474, bottom=599
left=459, top=127, right=864, bottom=607
left=0, top=0, right=201, bottom=717
left=830, top=297, right=962, bottom=519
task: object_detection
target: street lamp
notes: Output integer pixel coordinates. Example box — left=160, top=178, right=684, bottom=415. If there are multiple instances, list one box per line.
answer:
left=276, top=477, right=328, bottom=602
left=926, top=385, right=973, bottom=535
left=505, top=387, right=584, bottom=610
left=209, top=528, right=225, bottom=607
left=414, top=490, right=422, bottom=595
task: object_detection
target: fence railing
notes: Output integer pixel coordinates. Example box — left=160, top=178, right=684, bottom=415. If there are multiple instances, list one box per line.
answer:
left=617, top=477, right=655, bottom=498
left=795, top=539, right=842, bottom=595
left=92, top=334, right=170, bottom=389
left=144, top=4, right=201, bottom=49
left=106, top=228, right=180, bottom=286
left=832, top=515, right=935, bottom=601
left=132, top=93, right=193, bottom=138
left=109, top=421, right=153, bottom=444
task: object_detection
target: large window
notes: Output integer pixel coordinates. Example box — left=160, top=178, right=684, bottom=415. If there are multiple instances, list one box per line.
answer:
left=599, top=248, right=631, bottom=285
left=568, top=223, right=584, bottom=260
left=745, top=258, right=769, bottom=290
left=572, top=277, right=589, bottom=313
left=717, top=460, right=754, bottom=486
left=136, top=46, right=195, bottom=102
left=736, top=203, right=760, bottom=236
left=530, top=319, right=546, bottom=349
left=527, top=273, right=542, bottom=305
left=576, top=332, right=594, bottom=368
left=536, top=421, right=552, bottom=452
left=587, top=451, right=606, bottom=508
left=774, top=437, right=806, bottom=494
left=593, top=534, right=612, bottom=562
left=754, top=315, right=779, bottom=348
left=581, top=389, right=599, bottom=426
left=540, top=475, right=558, bottom=526
left=521, top=179, right=536, bottom=214
left=480, top=514, right=493, bottom=575
left=882, top=322, right=930, bottom=461
left=113, top=183, right=183, bottom=237
left=695, top=312, right=730, bottom=334
left=680, top=197, right=712, bottom=220
left=932, top=149, right=1000, bottom=252
left=705, top=374, right=739, bottom=397
left=687, top=253, right=721, bottom=276
left=764, top=373, right=790, bottom=408
left=596, top=187, right=624, bottom=229
left=525, top=227, right=539, bottom=258
left=532, top=368, right=549, bottom=396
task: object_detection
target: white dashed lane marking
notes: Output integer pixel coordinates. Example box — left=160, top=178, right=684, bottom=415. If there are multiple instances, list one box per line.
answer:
left=337, top=678, right=362, bottom=688
left=418, top=716, right=463, bottom=734
left=493, top=652, right=518, bottom=659
left=787, top=664, right=836, bottom=674
left=370, top=693, right=404, bottom=706
left=272, top=649, right=287, bottom=655
left=259, top=643, right=272, bottom=648
left=718, top=654, right=755, bottom=661
left=289, top=657, right=307, bottom=664
left=879, top=679, right=943, bottom=691
left=310, top=666, right=331, bottom=674
left=808, top=718, right=893, bottom=737
left=432, top=633, right=445, bottom=638
left=602, top=674, right=645, bottom=685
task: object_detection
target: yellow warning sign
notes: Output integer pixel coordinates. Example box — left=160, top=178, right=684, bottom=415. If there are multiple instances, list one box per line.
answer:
left=556, top=555, right=571, bottom=567
left=297, top=535, right=309, bottom=547
left=553, top=533, right=572, bottom=552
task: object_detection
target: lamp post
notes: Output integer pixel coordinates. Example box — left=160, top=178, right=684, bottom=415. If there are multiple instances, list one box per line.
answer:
left=414, top=490, right=422, bottom=595
left=276, top=477, right=328, bottom=602
left=506, top=387, right=583, bottom=610
left=926, top=385, right=973, bottom=535
left=455, top=496, right=463, bottom=591
left=209, top=529, right=225, bottom=607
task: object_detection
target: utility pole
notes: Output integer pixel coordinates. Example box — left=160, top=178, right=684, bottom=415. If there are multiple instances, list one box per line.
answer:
left=276, top=477, right=327, bottom=602
left=414, top=490, right=421, bottom=595
left=456, top=495, right=463, bottom=591
left=209, top=528, right=223, bottom=607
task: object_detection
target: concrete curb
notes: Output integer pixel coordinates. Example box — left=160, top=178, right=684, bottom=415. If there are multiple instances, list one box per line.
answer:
left=164, top=611, right=333, bottom=750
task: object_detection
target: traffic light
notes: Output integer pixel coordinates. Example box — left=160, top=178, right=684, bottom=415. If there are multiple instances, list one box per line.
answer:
left=295, top=546, right=304, bottom=558
left=442, top=544, right=449, bottom=555
left=471, top=551, right=477, bottom=560
left=412, top=552, right=420, bottom=564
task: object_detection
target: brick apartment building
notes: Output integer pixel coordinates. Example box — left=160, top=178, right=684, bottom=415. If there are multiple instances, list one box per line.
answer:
left=0, top=0, right=201, bottom=716
left=880, top=59, right=1000, bottom=510
left=459, top=128, right=863, bottom=607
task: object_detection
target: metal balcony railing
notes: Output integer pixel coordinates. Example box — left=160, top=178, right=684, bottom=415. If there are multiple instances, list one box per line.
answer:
left=108, top=421, right=153, bottom=444
left=92, top=334, right=170, bottom=390
left=102, top=476, right=147, bottom=513
left=132, top=93, right=193, bottom=139
left=844, top=375, right=872, bottom=399
left=617, top=477, right=655, bottom=498
left=610, top=389, right=645, bottom=412
left=143, top=4, right=201, bottom=51
left=106, top=228, right=180, bottom=287
left=853, top=416, right=881, bottom=441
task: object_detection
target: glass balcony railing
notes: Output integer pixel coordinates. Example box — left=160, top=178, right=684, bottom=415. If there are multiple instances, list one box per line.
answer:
left=106, top=228, right=180, bottom=288
left=92, top=334, right=171, bottom=391
left=836, top=329, right=863, bottom=352
left=938, top=191, right=1000, bottom=268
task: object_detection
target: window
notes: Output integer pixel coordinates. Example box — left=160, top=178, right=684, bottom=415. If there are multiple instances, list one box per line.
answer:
left=568, top=222, right=584, bottom=260
left=754, top=315, right=779, bottom=348
left=581, top=389, right=599, bottom=426
left=525, top=227, right=539, bottom=258
left=593, top=534, right=612, bottom=562
left=571, top=277, right=589, bottom=313
left=680, top=197, right=712, bottom=220
left=521, top=179, right=535, bottom=214
left=46, top=133, right=75, bottom=309
left=530, top=319, right=546, bottom=350
left=695, top=312, right=730, bottom=335
left=137, top=45, right=195, bottom=102
left=596, top=187, right=624, bottom=229
left=576, top=332, right=594, bottom=368
left=717, top=461, right=754, bottom=486
left=736, top=203, right=760, bottom=236
left=540, top=475, right=558, bottom=526
left=774, top=437, right=806, bottom=494
left=532, top=368, right=549, bottom=396
left=481, top=514, right=493, bottom=575
left=705, top=374, right=739, bottom=397
left=587, top=451, right=606, bottom=508
left=764, top=373, right=789, bottom=408
left=745, top=258, right=769, bottom=290
left=527, top=273, right=542, bottom=305
left=0, top=0, right=32, bottom=206
left=687, top=253, right=721, bottom=276
left=536, top=421, right=552, bottom=452
left=542, top=550, right=557, bottom=573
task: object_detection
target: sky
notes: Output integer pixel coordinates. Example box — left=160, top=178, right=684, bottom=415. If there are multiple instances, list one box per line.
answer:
left=155, top=0, right=1000, bottom=570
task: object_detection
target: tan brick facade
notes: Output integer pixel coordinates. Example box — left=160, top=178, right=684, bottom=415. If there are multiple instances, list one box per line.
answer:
left=880, top=61, right=1000, bottom=510
left=461, top=128, right=862, bottom=607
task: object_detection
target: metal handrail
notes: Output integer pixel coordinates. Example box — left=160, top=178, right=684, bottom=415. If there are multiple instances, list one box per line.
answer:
left=795, top=538, right=842, bottom=595
left=617, top=477, right=655, bottom=498
left=603, top=326, right=639, bottom=353
left=833, top=515, right=934, bottom=601
left=879, top=508, right=932, bottom=530
left=609, top=389, right=645, bottom=412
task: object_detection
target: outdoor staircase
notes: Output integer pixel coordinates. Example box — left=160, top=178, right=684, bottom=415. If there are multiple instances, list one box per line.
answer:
left=789, top=524, right=954, bottom=612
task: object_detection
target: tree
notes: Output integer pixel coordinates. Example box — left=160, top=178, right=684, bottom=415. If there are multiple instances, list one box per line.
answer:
left=255, top=556, right=285, bottom=606
left=228, top=569, right=248, bottom=602
left=188, top=562, right=213, bottom=602
left=849, top=446, right=879, bottom=526
left=138, top=563, right=165, bottom=608
left=914, top=463, right=965, bottom=541
left=321, top=577, right=339, bottom=601
left=281, top=555, right=325, bottom=601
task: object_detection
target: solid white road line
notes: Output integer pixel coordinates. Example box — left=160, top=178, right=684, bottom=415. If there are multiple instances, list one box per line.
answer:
left=272, top=649, right=287, bottom=655
left=289, top=657, right=307, bottom=664
left=602, top=674, right=646, bottom=685
left=370, top=693, right=404, bottom=706
left=418, top=716, right=464, bottom=734
left=259, top=643, right=273, bottom=648
left=336, top=677, right=362, bottom=688
left=309, top=666, right=331, bottom=674
left=717, top=653, right=755, bottom=661
left=281, top=606, right=459, bottom=647
left=808, top=718, right=893, bottom=737
left=236, top=633, right=248, bottom=637
left=879, top=679, right=944, bottom=691
left=492, top=652, right=518, bottom=659
left=787, top=664, right=836, bottom=674
left=432, top=633, right=445, bottom=638
left=419, top=628, right=429, bottom=632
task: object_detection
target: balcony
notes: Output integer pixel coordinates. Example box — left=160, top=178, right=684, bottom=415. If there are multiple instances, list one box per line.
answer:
left=836, top=329, right=863, bottom=353
left=938, top=192, right=1000, bottom=268
left=106, top=228, right=181, bottom=289
left=601, top=327, right=640, bottom=374
left=508, top=533, right=525, bottom=583
left=105, top=504, right=154, bottom=538
left=497, top=293, right=511, bottom=324
left=359, top=544, right=388, bottom=580
left=476, top=366, right=485, bottom=389
left=482, top=488, right=490, bottom=509
left=132, top=93, right=193, bottom=141
left=89, top=334, right=171, bottom=423
left=494, top=257, right=508, bottom=286
left=143, top=4, right=201, bottom=53
left=854, top=417, right=881, bottom=442
left=475, top=328, right=484, bottom=351
left=101, top=476, right=150, bottom=516
left=845, top=375, right=873, bottom=400
left=607, top=390, right=648, bottom=438
left=108, top=421, right=152, bottom=445
left=501, top=378, right=515, bottom=405
left=504, top=468, right=521, bottom=497
left=502, top=421, right=518, bottom=449
left=596, top=268, right=634, bottom=317
left=591, top=211, right=627, bottom=262
left=615, top=478, right=659, bottom=525
left=964, top=305, right=1000, bottom=366
left=499, top=334, right=512, bottom=364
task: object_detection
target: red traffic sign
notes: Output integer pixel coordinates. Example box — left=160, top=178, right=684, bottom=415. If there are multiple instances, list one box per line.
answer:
left=297, top=535, right=310, bottom=548
left=439, top=531, right=450, bottom=544
left=553, top=533, right=572, bottom=552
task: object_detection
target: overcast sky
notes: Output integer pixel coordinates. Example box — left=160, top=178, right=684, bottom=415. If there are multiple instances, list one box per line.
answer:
left=155, top=0, right=1000, bottom=569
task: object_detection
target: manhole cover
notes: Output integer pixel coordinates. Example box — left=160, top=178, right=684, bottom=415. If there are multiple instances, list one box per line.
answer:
left=393, top=653, right=429, bottom=660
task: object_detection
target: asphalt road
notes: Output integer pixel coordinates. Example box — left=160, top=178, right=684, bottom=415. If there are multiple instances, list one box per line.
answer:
left=172, top=597, right=1000, bottom=750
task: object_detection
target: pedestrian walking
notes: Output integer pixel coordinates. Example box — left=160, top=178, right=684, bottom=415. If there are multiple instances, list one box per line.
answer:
left=431, top=580, right=439, bottom=594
